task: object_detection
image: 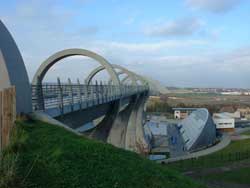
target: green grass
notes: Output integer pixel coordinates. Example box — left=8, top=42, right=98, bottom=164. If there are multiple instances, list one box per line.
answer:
left=11, top=120, right=205, bottom=188
left=168, top=139, right=250, bottom=171
left=241, top=131, right=250, bottom=136
left=205, top=167, right=250, bottom=185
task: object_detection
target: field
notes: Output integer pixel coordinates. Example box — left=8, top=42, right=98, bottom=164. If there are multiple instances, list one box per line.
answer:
left=167, top=93, right=250, bottom=106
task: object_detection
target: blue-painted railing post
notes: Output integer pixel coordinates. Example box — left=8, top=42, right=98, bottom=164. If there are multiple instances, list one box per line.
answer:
left=57, top=77, right=64, bottom=115
left=37, top=76, right=45, bottom=111
left=100, top=81, right=103, bottom=104
left=95, top=80, right=99, bottom=105
left=77, top=78, right=82, bottom=109
left=68, top=78, right=74, bottom=112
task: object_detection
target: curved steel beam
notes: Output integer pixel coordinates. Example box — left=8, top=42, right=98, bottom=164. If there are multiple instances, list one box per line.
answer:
left=32, top=48, right=120, bottom=87
left=85, top=64, right=138, bottom=86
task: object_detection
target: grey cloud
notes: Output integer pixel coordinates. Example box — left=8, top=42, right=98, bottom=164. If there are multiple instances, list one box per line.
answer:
left=186, top=0, right=243, bottom=13
left=144, top=17, right=203, bottom=37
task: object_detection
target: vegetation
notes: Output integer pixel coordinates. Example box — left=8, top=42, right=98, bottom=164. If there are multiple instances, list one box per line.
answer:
left=0, top=124, right=26, bottom=188
left=241, top=130, right=250, bottom=136
left=205, top=167, right=250, bottom=185
left=4, top=120, right=205, bottom=188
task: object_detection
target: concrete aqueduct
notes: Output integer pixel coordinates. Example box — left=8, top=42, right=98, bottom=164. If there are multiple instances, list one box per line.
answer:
left=0, top=20, right=151, bottom=153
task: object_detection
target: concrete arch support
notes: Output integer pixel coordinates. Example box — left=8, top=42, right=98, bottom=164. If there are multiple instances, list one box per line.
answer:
left=107, top=97, right=136, bottom=148
left=0, top=20, right=32, bottom=114
left=125, top=94, right=150, bottom=154
left=85, top=64, right=138, bottom=86
left=32, top=48, right=121, bottom=86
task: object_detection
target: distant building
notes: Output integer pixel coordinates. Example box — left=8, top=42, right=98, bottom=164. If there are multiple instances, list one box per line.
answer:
left=219, top=106, right=236, bottom=113
left=178, top=108, right=216, bottom=152
left=237, top=107, right=250, bottom=119
left=221, top=91, right=241, bottom=95
left=173, top=108, right=197, bottom=119
left=213, top=112, right=238, bottom=131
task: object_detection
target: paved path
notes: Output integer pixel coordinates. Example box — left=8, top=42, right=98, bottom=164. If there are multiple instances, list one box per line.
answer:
left=157, top=134, right=231, bottom=164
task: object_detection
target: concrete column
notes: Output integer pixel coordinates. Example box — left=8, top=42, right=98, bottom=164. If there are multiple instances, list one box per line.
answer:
left=107, top=97, right=135, bottom=148
left=125, top=94, right=150, bottom=154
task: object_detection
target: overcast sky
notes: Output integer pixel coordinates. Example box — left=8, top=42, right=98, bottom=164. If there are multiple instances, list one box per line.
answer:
left=1, top=0, right=250, bottom=88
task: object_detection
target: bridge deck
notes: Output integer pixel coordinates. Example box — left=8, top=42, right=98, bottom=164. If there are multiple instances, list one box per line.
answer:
left=32, top=84, right=148, bottom=117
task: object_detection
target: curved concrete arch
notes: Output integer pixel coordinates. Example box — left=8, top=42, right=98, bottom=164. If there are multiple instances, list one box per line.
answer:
left=122, top=73, right=148, bottom=86
left=32, top=48, right=120, bottom=87
left=0, top=20, right=32, bottom=114
left=85, top=64, right=138, bottom=86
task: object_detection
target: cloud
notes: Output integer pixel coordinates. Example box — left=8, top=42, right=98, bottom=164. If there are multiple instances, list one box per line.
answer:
left=186, top=0, right=243, bottom=13
left=144, top=17, right=204, bottom=37
left=1, top=1, right=249, bottom=88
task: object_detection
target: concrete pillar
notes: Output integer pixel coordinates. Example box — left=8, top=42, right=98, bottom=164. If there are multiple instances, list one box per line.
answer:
left=125, top=94, right=150, bottom=154
left=107, top=97, right=135, bottom=148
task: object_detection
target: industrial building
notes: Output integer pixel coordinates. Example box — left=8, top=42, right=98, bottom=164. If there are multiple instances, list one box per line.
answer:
left=178, top=108, right=216, bottom=152
left=213, top=112, right=238, bottom=131
left=173, top=108, right=197, bottom=119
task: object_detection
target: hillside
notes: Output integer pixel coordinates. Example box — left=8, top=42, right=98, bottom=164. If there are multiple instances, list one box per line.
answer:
left=11, top=120, right=204, bottom=188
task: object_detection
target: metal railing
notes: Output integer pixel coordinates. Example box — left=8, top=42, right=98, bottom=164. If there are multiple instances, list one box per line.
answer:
left=32, top=83, right=149, bottom=112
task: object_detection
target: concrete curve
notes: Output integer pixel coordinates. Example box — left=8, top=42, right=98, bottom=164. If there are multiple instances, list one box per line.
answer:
left=85, top=64, right=138, bottom=86
left=32, top=48, right=121, bottom=87
left=122, top=73, right=148, bottom=86
left=0, top=20, right=32, bottom=114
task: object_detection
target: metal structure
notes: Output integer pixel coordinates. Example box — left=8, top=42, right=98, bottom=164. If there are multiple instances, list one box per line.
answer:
left=178, top=108, right=216, bottom=152
left=32, top=83, right=148, bottom=117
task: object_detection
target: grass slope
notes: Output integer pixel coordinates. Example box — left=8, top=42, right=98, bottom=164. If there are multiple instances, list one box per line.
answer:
left=205, top=167, right=250, bottom=185
left=14, top=120, right=204, bottom=188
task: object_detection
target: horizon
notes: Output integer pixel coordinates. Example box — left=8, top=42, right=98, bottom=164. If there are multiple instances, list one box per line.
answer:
left=1, top=0, right=250, bottom=88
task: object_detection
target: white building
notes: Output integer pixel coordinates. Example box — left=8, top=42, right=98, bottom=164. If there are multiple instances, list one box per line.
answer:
left=213, top=112, right=236, bottom=131
left=173, top=108, right=197, bottom=119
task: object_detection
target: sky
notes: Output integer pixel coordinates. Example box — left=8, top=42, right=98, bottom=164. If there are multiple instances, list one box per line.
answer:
left=1, top=0, right=250, bottom=88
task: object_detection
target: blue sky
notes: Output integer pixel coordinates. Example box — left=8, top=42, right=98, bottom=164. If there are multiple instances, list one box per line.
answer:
left=1, top=0, right=250, bottom=88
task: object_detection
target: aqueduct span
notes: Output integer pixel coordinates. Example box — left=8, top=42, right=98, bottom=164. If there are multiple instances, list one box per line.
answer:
left=0, top=20, right=151, bottom=153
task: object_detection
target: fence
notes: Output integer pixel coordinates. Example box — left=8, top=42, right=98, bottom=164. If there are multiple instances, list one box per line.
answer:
left=0, top=87, right=16, bottom=152
left=32, top=83, right=149, bottom=111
